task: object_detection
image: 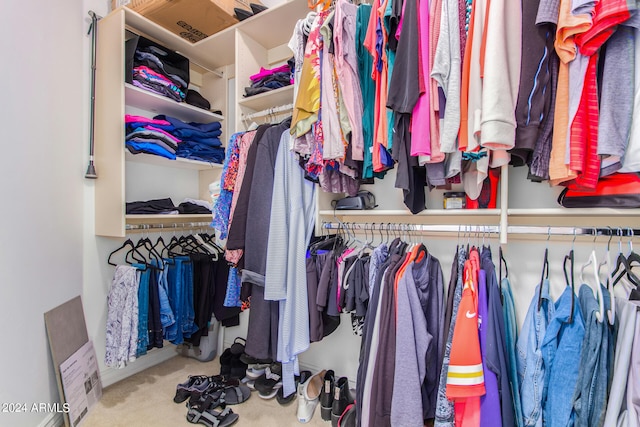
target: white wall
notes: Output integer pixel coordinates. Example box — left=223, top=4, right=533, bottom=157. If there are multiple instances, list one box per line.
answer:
left=0, top=1, right=629, bottom=426
left=0, top=1, right=85, bottom=426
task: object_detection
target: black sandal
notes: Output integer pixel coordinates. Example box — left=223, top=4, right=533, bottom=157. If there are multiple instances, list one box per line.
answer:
left=186, top=406, right=239, bottom=427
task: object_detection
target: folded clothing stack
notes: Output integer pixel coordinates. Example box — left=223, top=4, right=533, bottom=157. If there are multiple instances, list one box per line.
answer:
left=126, top=198, right=212, bottom=215
left=244, top=59, right=294, bottom=97
left=132, top=44, right=189, bottom=102
left=126, top=115, right=180, bottom=160
left=154, top=115, right=225, bottom=164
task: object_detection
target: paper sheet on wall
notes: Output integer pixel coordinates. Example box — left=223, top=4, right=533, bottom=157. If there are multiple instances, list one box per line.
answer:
left=59, top=341, right=103, bottom=427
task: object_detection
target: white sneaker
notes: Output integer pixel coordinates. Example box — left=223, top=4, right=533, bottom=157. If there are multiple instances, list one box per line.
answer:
left=297, top=370, right=326, bottom=423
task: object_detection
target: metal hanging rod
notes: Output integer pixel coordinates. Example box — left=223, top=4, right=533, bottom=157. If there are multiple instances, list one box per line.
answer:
left=125, top=222, right=213, bottom=232
left=242, top=103, right=294, bottom=121
left=321, top=222, right=640, bottom=238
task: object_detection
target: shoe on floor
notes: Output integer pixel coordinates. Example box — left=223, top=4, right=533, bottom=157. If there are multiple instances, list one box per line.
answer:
left=297, top=370, right=326, bottom=423
left=174, top=375, right=210, bottom=404
left=254, top=362, right=282, bottom=396
left=331, top=377, right=354, bottom=427
left=320, top=369, right=335, bottom=421
left=276, top=370, right=311, bottom=406
left=245, top=362, right=271, bottom=380
left=186, top=405, right=239, bottom=427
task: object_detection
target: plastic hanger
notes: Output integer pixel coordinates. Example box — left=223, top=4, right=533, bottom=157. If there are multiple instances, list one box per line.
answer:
left=107, top=238, right=146, bottom=267
left=580, top=228, right=604, bottom=322
left=537, top=227, right=551, bottom=310
left=612, top=228, right=640, bottom=290
left=598, top=227, right=615, bottom=324
left=564, top=249, right=575, bottom=323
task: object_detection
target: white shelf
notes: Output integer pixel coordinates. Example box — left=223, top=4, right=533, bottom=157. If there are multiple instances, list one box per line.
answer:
left=125, top=151, right=223, bottom=170
left=319, top=209, right=502, bottom=217
left=126, top=214, right=212, bottom=225
left=122, top=0, right=309, bottom=70
left=507, top=208, right=640, bottom=217
left=125, top=84, right=224, bottom=122
left=238, top=85, right=294, bottom=111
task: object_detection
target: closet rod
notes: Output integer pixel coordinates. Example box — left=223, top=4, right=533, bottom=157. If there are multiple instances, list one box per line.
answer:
left=125, top=222, right=212, bottom=232
left=321, top=223, right=640, bottom=238
left=242, top=103, right=294, bottom=121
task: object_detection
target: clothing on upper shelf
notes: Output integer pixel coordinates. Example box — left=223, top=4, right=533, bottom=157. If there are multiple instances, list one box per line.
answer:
left=150, top=115, right=224, bottom=164
left=133, top=66, right=186, bottom=102
left=244, top=60, right=294, bottom=97
left=126, top=198, right=211, bottom=215
left=282, top=0, right=640, bottom=214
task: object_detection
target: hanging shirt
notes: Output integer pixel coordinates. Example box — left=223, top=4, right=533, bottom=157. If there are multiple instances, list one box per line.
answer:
left=548, top=0, right=590, bottom=185
left=291, top=12, right=326, bottom=138
left=447, top=252, right=485, bottom=398
left=517, top=278, right=554, bottom=427
left=541, top=286, right=585, bottom=427
left=432, top=0, right=462, bottom=154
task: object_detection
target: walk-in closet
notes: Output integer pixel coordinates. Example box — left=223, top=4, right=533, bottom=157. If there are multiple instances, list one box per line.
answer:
left=3, top=0, right=640, bottom=426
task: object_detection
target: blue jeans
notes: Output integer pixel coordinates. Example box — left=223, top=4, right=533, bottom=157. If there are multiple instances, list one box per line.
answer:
left=164, top=257, right=192, bottom=345
left=517, top=278, right=554, bottom=427
left=572, top=285, right=610, bottom=427
left=502, top=277, right=523, bottom=427
left=541, top=286, right=585, bottom=427
left=181, top=257, right=198, bottom=338
left=152, top=260, right=175, bottom=332
left=133, top=264, right=150, bottom=357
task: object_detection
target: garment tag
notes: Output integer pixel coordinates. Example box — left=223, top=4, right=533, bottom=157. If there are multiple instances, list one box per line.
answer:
left=334, top=388, right=340, bottom=400
left=325, top=380, right=331, bottom=391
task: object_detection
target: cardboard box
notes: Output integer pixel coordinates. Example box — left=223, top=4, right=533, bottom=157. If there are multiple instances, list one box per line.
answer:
left=112, top=0, right=259, bottom=43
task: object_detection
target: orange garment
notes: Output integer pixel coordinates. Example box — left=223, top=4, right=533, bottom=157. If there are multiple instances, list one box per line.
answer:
left=548, top=0, right=591, bottom=185
left=364, top=0, right=390, bottom=173
left=446, top=251, right=485, bottom=399
left=458, top=0, right=478, bottom=152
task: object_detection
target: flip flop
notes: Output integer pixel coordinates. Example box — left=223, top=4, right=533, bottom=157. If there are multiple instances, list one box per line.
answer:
left=186, top=406, right=239, bottom=427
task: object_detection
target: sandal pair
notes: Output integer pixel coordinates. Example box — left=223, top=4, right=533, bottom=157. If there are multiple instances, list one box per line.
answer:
left=186, top=405, right=238, bottom=427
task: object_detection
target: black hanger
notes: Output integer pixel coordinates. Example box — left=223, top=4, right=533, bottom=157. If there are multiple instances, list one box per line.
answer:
left=499, top=246, right=509, bottom=282
left=135, top=235, right=164, bottom=269
left=537, top=247, right=550, bottom=310
left=107, top=238, right=146, bottom=266
left=563, top=249, right=576, bottom=323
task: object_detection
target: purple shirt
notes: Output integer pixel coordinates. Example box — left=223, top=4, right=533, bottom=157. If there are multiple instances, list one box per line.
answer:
left=478, top=268, right=503, bottom=427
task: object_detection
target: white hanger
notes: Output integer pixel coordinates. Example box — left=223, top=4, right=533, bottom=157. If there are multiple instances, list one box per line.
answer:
left=580, top=228, right=604, bottom=322
left=597, top=227, right=615, bottom=325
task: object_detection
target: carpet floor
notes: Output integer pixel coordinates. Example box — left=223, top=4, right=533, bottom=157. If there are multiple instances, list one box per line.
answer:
left=83, top=355, right=328, bottom=427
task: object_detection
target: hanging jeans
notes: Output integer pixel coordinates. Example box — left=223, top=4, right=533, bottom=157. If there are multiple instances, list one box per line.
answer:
left=165, top=256, right=197, bottom=345
left=517, top=279, right=554, bottom=427
left=154, top=260, right=176, bottom=332
left=133, top=264, right=150, bottom=357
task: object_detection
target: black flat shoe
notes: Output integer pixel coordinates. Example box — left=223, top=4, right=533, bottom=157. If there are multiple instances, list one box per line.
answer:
left=234, top=7, right=253, bottom=21
left=250, top=3, right=268, bottom=14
